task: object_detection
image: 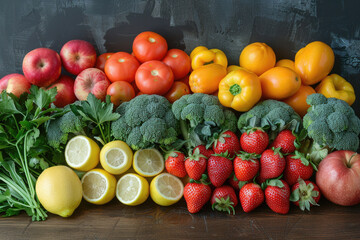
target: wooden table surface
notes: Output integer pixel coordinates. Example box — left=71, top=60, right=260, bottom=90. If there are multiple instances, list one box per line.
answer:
left=1, top=198, right=360, bottom=240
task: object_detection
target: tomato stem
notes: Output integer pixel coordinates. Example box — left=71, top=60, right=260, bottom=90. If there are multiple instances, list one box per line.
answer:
left=229, top=84, right=242, bottom=96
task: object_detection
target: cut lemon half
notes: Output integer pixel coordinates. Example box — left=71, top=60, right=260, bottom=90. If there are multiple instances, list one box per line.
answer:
left=150, top=173, right=184, bottom=206
left=133, top=149, right=164, bottom=177
left=65, top=135, right=100, bottom=171
left=116, top=173, right=149, bottom=206
left=100, top=141, right=133, bottom=175
left=81, top=169, right=116, bottom=205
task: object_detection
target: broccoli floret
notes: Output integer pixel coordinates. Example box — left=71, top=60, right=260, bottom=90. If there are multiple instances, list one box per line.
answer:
left=59, top=111, right=85, bottom=134
left=306, top=93, right=327, bottom=106
left=302, top=93, right=360, bottom=163
left=46, top=118, right=68, bottom=151
left=172, top=93, right=238, bottom=152
left=111, top=94, right=179, bottom=150
left=237, top=99, right=301, bottom=139
left=327, top=112, right=349, bottom=133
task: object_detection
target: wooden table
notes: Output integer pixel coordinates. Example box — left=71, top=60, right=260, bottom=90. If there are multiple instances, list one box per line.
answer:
left=1, top=198, right=360, bottom=239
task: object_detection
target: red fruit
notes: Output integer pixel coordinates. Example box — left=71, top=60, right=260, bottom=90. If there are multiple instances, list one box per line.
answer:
left=265, top=179, right=290, bottom=214
left=239, top=183, right=264, bottom=213
left=270, top=129, right=297, bottom=154
left=240, top=128, right=269, bottom=154
left=259, top=148, right=286, bottom=180
left=228, top=173, right=241, bottom=191
left=193, top=145, right=214, bottom=159
left=208, top=154, right=233, bottom=187
left=284, top=152, right=314, bottom=186
left=165, top=151, right=187, bottom=178
left=184, top=182, right=212, bottom=213
left=185, top=151, right=207, bottom=181
left=234, top=152, right=260, bottom=182
left=213, top=130, right=241, bottom=157
left=290, top=179, right=321, bottom=211
left=211, top=185, right=238, bottom=215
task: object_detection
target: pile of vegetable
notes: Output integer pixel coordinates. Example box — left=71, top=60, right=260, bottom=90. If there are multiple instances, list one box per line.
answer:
left=0, top=30, right=359, bottom=221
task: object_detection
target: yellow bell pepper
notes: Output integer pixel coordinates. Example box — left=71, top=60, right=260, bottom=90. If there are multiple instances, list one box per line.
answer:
left=226, top=65, right=244, bottom=73
left=190, top=46, right=228, bottom=70
left=315, top=74, right=355, bottom=106
left=218, top=69, right=262, bottom=112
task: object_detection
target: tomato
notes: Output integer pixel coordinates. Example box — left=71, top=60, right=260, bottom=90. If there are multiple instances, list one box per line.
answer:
left=189, top=63, right=227, bottom=94
left=275, top=59, right=295, bottom=71
left=162, top=49, right=191, bottom=80
left=95, top=53, right=114, bottom=71
left=295, top=41, right=334, bottom=85
left=131, top=80, right=140, bottom=95
left=164, top=81, right=190, bottom=103
left=106, top=81, right=135, bottom=107
left=283, top=85, right=316, bottom=117
left=132, top=31, right=168, bottom=63
left=259, top=66, right=301, bottom=100
left=104, top=52, right=140, bottom=83
left=135, top=60, right=174, bottom=95
left=239, top=42, right=276, bottom=76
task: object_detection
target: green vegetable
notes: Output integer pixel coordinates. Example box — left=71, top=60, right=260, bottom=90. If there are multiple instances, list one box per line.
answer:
left=237, top=99, right=301, bottom=140
left=111, top=94, right=179, bottom=150
left=0, top=86, right=63, bottom=221
left=301, top=93, right=360, bottom=163
left=171, top=93, right=237, bottom=153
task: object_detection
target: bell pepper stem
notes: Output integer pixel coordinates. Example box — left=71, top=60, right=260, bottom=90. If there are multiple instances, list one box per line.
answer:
left=229, top=84, right=242, bottom=96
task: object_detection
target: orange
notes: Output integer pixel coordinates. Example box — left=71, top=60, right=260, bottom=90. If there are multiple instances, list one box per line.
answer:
left=283, top=85, right=316, bottom=117
left=259, top=66, right=301, bottom=100
left=239, top=42, right=276, bottom=76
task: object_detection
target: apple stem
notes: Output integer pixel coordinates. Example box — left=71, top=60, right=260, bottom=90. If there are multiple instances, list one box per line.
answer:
left=348, top=153, right=358, bottom=168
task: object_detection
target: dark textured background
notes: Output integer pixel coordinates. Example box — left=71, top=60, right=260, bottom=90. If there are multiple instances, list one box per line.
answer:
left=0, top=0, right=359, bottom=114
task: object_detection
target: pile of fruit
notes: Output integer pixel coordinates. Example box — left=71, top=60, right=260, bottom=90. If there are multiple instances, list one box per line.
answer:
left=0, top=31, right=359, bottom=221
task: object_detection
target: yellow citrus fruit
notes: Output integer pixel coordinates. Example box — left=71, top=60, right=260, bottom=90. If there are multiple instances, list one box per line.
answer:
left=35, top=165, right=82, bottom=217
left=133, top=149, right=164, bottom=177
left=65, top=135, right=100, bottom=171
left=150, top=173, right=184, bottom=206
left=81, top=169, right=116, bottom=205
left=100, top=140, right=133, bottom=175
left=116, top=173, right=149, bottom=206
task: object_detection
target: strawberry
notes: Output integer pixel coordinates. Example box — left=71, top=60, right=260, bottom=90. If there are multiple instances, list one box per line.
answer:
left=185, top=149, right=207, bottom=181
left=228, top=173, right=242, bottom=192
left=234, top=152, right=260, bottom=182
left=290, top=179, right=321, bottom=211
left=284, top=151, right=314, bottom=186
left=270, top=129, right=297, bottom=154
left=208, top=154, right=233, bottom=187
left=211, top=185, right=238, bottom=214
left=259, top=148, right=286, bottom=180
left=184, top=178, right=212, bottom=214
left=239, top=183, right=264, bottom=213
left=213, top=130, right=241, bottom=157
left=193, top=145, right=214, bottom=159
left=165, top=151, right=187, bottom=178
left=264, top=179, right=290, bottom=214
left=240, top=128, right=269, bottom=154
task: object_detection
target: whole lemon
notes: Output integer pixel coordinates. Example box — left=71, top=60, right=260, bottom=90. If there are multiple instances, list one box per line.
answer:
left=36, top=165, right=82, bottom=217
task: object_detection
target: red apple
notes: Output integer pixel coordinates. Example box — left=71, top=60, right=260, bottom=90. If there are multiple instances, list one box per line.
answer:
left=0, top=73, right=31, bottom=97
left=48, top=75, right=77, bottom=108
left=316, top=150, right=360, bottom=206
left=74, top=68, right=110, bottom=101
left=60, top=40, right=97, bottom=75
left=22, top=48, right=61, bottom=87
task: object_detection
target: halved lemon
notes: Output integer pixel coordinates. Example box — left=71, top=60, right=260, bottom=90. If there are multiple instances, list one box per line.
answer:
left=150, top=173, right=184, bottom=206
left=65, top=135, right=100, bottom=171
left=100, top=140, right=133, bottom=175
left=116, top=173, right=149, bottom=206
left=133, top=149, right=164, bottom=177
left=81, top=169, right=116, bottom=205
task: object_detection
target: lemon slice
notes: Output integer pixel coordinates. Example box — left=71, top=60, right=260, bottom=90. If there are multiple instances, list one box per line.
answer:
left=65, top=135, right=100, bottom=171
left=116, top=173, right=149, bottom=206
left=100, top=141, right=133, bottom=175
left=81, top=169, right=116, bottom=205
left=133, top=149, right=164, bottom=177
left=150, top=173, right=184, bottom=206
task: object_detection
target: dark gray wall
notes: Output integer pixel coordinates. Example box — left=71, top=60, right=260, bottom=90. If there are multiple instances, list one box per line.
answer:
left=0, top=0, right=359, bottom=113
